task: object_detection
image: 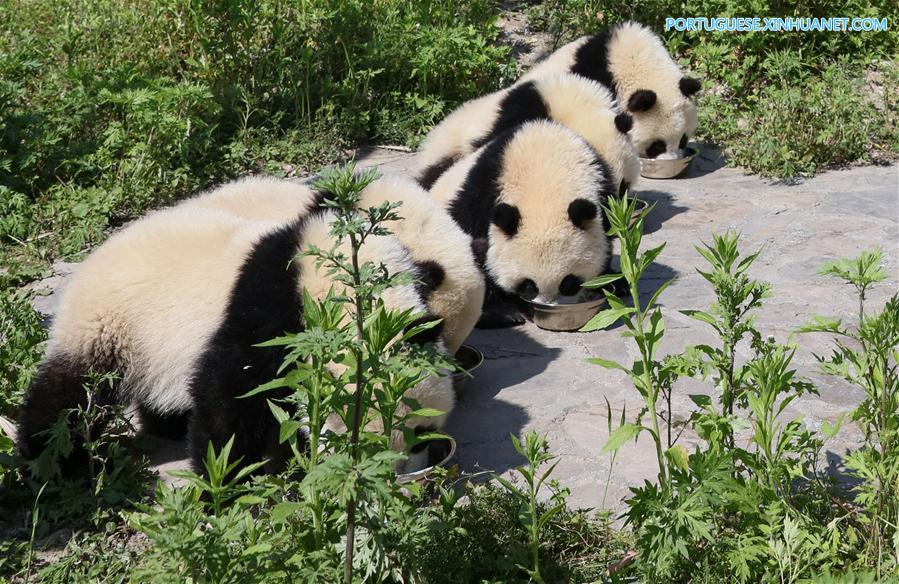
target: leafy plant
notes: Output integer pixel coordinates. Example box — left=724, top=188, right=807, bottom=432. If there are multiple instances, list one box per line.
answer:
left=495, top=431, right=569, bottom=583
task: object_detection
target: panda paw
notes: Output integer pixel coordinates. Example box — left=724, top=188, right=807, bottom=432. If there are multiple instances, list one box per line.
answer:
left=476, top=303, right=526, bottom=329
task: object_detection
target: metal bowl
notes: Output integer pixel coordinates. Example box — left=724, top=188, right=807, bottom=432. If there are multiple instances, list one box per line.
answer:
left=640, top=146, right=698, bottom=179
left=452, top=344, right=484, bottom=398
left=631, top=197, right=649, bottom=225
left=522, top=294, right=610, bottom=332
left=396, top=435, right=457, bottom=484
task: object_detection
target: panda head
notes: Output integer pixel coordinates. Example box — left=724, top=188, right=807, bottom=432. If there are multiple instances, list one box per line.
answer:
left=483, top=122, right=613, bottom=305
left=625, top=76, right=700, bottom=160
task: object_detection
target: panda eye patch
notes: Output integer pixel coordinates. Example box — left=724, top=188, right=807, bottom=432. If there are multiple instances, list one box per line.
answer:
left=679, top=133, right=688, bottom=149
left=645, top=140, right=666, bottom=159
left=559, top=275, right=583, bottom=296
left=515, top=279, right=538, bottom=300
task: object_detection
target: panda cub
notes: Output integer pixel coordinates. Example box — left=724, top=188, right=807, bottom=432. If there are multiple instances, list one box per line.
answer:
left=184, top=175, right=485, bottom=354
left=17, top=187, right=454, bottom=476
left=522, top=21, right=701, bottom=160
left=430, top=120, right=615, bottom=328
left=417, top=72, right=640, bottom=197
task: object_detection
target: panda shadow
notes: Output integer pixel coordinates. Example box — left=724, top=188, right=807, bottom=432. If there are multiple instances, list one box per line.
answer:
left=445, top=325, right=559, bottom=475
left=682, top=142, right=726, bottom=178
left=633, top=189, right=689, bottom=235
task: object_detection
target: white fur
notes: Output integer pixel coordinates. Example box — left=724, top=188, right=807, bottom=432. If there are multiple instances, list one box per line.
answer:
left=522, top=22, right=699, bottom=159
left=417, top=72, right=640, bottom=192
left=359, top=175, right=485, bottom=353
left=181, top=176, right=320, bottom=221
left=431, top=120, right=612, bottom=304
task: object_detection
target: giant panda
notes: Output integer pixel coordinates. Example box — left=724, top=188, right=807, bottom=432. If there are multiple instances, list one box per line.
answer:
left=429, top=120, right=614, bottom=328
left=16, top=190, right=454, bottom=476
left=183, top=174, right=484, bottom=354
left=416, top=72, right=640, bottom=197
left=522, top=21, right=701, bottom=160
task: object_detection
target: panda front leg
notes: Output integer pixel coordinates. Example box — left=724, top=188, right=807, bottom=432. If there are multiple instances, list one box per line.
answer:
left=475, top=279, right=526, bottom=328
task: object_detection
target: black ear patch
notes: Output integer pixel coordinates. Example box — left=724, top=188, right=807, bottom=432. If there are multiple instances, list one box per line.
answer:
left=414, top=260, right=445, bottom=299
left=614, top=112, right=633, bottom=134
left=679, top=77, right=701, bottom=97
left=491, top=203, right=521, bottom=237
left=404, top=315, right=444, bottom=346
left=568, top=198, right=598, bottom=229
left=627, top=89, right=657, bottom=112
left=615, top=112, right=634, bottom=134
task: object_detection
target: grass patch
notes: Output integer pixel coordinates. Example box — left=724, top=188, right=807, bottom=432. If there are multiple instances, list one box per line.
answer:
left=0, top=0, right=514, bottom=287
left=526, top=0, right=898, bottom=180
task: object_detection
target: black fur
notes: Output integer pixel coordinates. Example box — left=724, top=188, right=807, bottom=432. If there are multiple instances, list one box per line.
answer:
left=472, top=82, right=550, bottom=149
left=515, top=279, right=538, bottom=300
left=619, top=179, right=630, bottom=199
left=559, top=275, right=584, bottom=296
left=187, top=218, right=309, bottom=476
left=138, top=405, right=190, bottom=441
left=17, top=353, right=110, bottom=474
left=678, top=133, right=688, bottom=150
left=645, top=140, right=667, bottom=159
left=568, top=198, right=598, bottom=229
left=491, top=203, right=521, bottom=237
left=679, top=76, right=701, bottom=97
left=571, top=29, right=617, bottom=94
left=614, top=112, right=633, bottom=134
left=627, top=89, right=657, bottom=112
left=447, top=129, right=518, bottom=241
left=417, top=156, right=457, bottom=190
left=403, top=315, right=445, bottom=346
left=414, top=260, right=446, bottom=300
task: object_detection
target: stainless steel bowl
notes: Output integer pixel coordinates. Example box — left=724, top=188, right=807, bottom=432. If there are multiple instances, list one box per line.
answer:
left=396, top=435, right=457, bottom=484
left=640, top=146, right=698, bottom=179
left=631, top=197, right=649, bottom=225
left=452, top=344, right=484, bottom=398
left=523, top=295, right=610, bottom=331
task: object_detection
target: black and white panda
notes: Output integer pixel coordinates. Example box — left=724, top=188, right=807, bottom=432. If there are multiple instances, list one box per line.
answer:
left=17, top=188, right=454, bottom=475
left=430, top=120, right=614, bottom=328
left=522, top=21, right=701, bottom=160
left=416, top=72, right=640, bottom=196
left=184, top=175, right=484, bottom=354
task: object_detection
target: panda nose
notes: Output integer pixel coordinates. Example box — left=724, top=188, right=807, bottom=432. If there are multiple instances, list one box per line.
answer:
left=645, top=140, right=666, bottom=159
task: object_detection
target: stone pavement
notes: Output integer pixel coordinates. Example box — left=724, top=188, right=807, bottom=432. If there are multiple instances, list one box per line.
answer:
left=28, top=147, right=899, bottom=510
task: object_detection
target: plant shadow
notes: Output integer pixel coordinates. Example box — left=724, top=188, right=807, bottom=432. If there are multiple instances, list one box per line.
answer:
left=635, top=190, right=689, bottom=235
left=446, top=325, right=560, bottom=476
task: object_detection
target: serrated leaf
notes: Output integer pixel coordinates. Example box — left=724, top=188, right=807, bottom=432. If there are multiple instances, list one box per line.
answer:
left=582, top=273, right=623, bottom=289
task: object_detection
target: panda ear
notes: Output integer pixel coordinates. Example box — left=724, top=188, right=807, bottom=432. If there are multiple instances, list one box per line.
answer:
left=491, top=203, right=521, bottom=237
left=404, top=315, right=444, bottom=346
left=614, top=112, right=633, bottom=134
left=414, top=260, right=445, bottom=297
left=568, top=198, right=598, bottom=229
left=627, top=89, right=657, bottom=112
left=679, top=77, right=701, bottom=97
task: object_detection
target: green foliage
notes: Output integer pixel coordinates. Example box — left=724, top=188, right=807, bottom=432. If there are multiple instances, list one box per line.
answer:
left=585, top=206, right=897, bottom=581
left=526, top=1, right=898, bottom=179
left=494, top=431, right=569, bottom=583
left=0, top=0, right=514, bottom=283
left=0, top=290, right=46, bottom=417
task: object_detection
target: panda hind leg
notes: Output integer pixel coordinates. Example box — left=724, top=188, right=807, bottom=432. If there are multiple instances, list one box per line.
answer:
left=17, top=353, right=118, bottom=477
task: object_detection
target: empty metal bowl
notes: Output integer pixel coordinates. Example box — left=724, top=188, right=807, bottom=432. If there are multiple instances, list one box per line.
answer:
left=640, top=146, right=698, bottom=179
left=396, top=435, right=457, bottom=484
left=452, top=344, right=484, bottom=398
left=631, top=197, right=649, bottom=225
left=522, top=294, right=610, bottom=332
